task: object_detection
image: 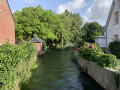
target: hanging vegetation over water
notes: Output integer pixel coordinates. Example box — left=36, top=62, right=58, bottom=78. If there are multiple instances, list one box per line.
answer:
left=0, top=42, right=37, bottom=90
left=13, top=6, right=83, bottom=47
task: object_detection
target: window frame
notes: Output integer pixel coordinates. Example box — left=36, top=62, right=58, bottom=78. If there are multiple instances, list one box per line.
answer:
left=114, top=11, right=119, bottom=25
left=114, top=34, right=119, bottom=41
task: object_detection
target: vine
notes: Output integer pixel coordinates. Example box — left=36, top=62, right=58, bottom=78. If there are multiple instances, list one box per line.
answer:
left=114, top=72, right=120, bottom=89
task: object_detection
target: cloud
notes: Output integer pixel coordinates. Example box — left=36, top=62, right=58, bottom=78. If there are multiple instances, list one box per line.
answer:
left=83, top=0, right=112, bottom=26
left=56, top=0, right=86, bottom=14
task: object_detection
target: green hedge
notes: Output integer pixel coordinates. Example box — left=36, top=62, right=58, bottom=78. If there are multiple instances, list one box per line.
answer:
left=109, top=41, right=120, bottom=58
left=0, top=42, right=37, bottom=89
left=97, top=54, right=119, bottom=69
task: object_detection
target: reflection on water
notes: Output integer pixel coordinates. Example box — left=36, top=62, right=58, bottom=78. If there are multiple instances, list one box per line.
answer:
left=21, top=49, right=104, bottom=90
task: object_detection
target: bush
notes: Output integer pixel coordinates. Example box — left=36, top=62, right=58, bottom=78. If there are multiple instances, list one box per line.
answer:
left=109, top=41, right=120, bottom=58
left=78, top=42, right=119, bottom=69
left=97, top=54, right=119, bottom=68
left=79, top=43, right=102, bottom=62
left=0, top=42, right=37, bottom=89
left=42, top=41, right=47, bottom=52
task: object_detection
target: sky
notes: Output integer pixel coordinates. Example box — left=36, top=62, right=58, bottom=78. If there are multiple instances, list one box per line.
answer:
left=8, top=0, right=113, bottom=26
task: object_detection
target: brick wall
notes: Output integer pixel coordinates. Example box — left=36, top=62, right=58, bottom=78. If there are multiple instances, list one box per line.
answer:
left=0, top=0, right=15, bottom=44
left=36, top=43, right=42, bottom=55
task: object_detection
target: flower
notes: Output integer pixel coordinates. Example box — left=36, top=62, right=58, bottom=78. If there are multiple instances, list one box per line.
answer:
left=101, top=52, right=104, bottom=54
left=89, top=48, right=92, bottom=51
left=90, top=44, right=95, bottom=48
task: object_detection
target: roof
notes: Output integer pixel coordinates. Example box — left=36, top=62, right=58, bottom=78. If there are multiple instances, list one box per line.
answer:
left=104, top=0, right=116, bottom=31
left=30, top=36, right=43, bottom=43
left=95, top=36, right=106, bottom=38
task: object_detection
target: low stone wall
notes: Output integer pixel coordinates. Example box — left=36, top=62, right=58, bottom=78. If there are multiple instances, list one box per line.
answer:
left=76, top=56, right=120, bottom=90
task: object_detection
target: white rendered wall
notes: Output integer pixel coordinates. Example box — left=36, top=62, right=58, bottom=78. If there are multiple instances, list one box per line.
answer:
left=107, top=3, right=120, bottom=47
left=95, top=37, right=106, bottom=47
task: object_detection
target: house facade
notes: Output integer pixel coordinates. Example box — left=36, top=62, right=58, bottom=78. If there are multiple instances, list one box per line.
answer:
left=0, top=0, right=15, bottom=44
left=95, top=0, right=120, bottom=47
left=105, top=0, right=120, bottom=47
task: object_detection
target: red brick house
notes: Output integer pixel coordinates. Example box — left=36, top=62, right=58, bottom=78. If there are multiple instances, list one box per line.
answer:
left=0, top=0, right=15, bottom=45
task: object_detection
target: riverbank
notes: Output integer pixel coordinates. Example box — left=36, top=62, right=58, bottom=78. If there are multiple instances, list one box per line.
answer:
left=75, top=55, right=120, bottom=90
left=0, top=42, right=38, bottom=90
left=75, top=43, right=120, bottom=90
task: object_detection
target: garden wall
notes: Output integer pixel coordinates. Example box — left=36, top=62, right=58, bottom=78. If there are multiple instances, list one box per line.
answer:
left=76, top=56, right=120, bottom=90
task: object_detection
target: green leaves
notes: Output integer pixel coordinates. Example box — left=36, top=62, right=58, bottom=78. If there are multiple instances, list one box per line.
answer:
left=98, top=54, right=119, bottom=68
left=13, top=6, right=83, bottom=47
left=82, top=22, right=103, bottom=43
left=79, top=43, right=119, bottom=69
left=0, top=42, right=37, bottom=87
left=109, top=41, right=120, bottom=58
left=13, top=6, right=62, bottom=42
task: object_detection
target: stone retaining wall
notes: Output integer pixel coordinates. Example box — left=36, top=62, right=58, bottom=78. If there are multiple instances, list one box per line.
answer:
left=76, top=56, right=120, bottom=90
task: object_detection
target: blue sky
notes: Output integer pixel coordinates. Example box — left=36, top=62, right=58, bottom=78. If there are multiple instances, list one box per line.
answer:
left=8, top=0, right=113, bottom=26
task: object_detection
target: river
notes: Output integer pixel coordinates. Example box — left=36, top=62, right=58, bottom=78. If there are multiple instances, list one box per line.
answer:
left=21, top=49, right=104, bottom=90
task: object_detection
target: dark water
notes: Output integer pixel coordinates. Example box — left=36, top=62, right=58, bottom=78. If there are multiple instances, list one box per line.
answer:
left=21, top=49, right=104, bottom=90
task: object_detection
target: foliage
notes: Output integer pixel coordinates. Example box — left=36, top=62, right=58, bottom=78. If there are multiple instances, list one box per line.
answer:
left=14, top=6, right=62, bottom=42
left=82, top=22, right=103, bottom=43
left=97, top=54, right=119, bottom=68
left=0, top=42, right=37, bottom=89
left=58, top=10, right=83, bottom=47
left=79, top=43, right=102, bottom=62
left=42, top=41, right=47, bottom=52
left=78, top=43, right=119, bottom=69
left=108, top=41, right=120, bottom=58
left=114, top=72, right=120, bottom=88
left=76, top=38, right=85, bottom=47
left=13, top=6, right=83, bottom=47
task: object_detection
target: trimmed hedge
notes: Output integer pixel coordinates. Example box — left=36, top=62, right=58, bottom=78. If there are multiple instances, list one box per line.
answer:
left=109, top=41, right=120, bottom=58
left=0, top=42, right=37, bottom=89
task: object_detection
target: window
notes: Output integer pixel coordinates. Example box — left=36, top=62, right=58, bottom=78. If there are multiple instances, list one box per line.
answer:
left=114, top=11, right=119, bottom=24
left=114, top=34, right=119, bottom=41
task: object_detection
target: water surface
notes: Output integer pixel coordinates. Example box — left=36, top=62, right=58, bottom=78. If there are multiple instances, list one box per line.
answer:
left=21, top=49, right=104, bottom=90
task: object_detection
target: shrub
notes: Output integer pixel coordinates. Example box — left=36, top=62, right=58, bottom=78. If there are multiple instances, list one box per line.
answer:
left=97, top=54, right=119, bottom=68
left=78, top=42, right=119, bottom=69
left=0, top=42, right=37, bottom=89
left=79, top=43, right=102, bottom=62
left=109, top=41, right=120, bottom=58
left=42, top=41, right=47, bottom=52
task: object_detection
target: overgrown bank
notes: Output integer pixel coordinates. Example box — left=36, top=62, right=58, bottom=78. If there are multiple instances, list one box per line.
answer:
left=75, top=43, right=120, bottom=90
left=0, top=42, right=37, bottom=90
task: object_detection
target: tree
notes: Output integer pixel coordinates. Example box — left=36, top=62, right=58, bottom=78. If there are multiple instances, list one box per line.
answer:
left=13, top=6, right=62, bottom=45
left=14, top=7, right=83, bottom=47
left=58, top=10, right=83, bottom=47
left=82, top=22, right=103, bottom=43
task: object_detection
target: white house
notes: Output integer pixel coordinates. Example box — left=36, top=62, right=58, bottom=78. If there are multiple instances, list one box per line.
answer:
left=95, top=0, right=120, bottom=48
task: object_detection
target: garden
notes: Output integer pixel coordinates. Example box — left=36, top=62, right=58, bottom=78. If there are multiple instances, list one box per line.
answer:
left=77, top=42, right=120, bottom=69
